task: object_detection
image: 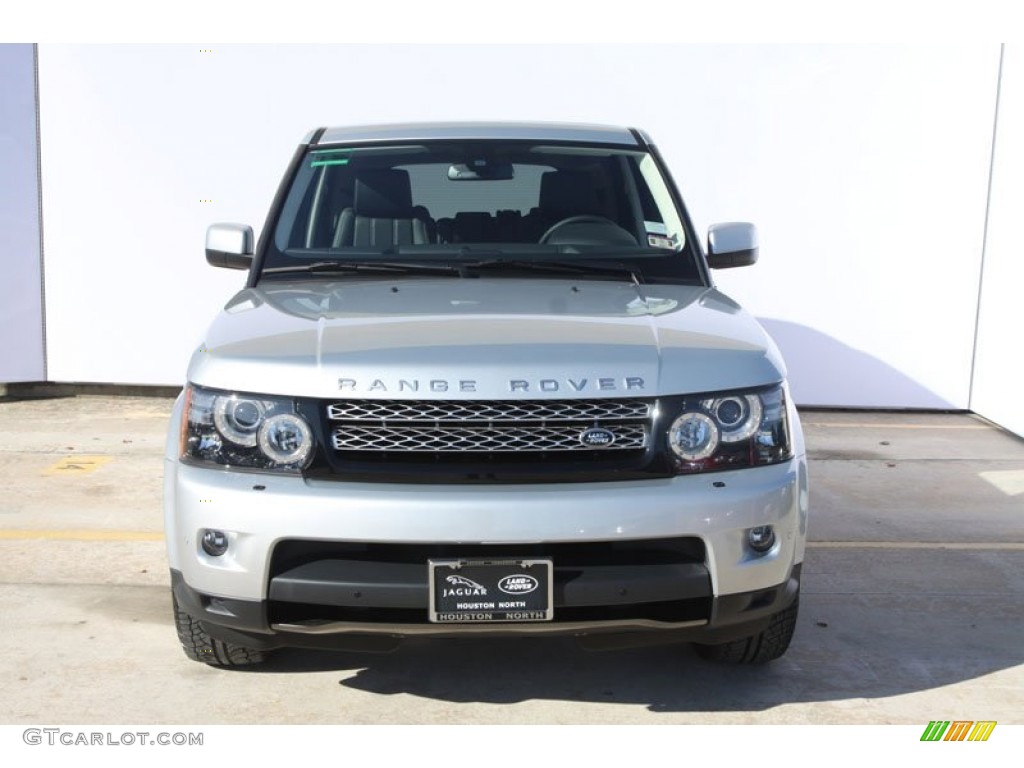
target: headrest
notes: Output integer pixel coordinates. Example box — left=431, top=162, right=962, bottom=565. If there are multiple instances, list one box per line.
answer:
left=539, top=170, right=602, bottom=215
left=354, top=169, right=414, bottom=217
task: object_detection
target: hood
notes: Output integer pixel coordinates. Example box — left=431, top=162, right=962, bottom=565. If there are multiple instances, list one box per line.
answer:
left=189, top=278, right=786, bottom=399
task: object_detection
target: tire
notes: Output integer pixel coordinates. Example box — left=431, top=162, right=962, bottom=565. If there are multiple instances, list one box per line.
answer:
left=173, top=594, right=267, bottom=667
left=694, top=597, right=799, bottom=664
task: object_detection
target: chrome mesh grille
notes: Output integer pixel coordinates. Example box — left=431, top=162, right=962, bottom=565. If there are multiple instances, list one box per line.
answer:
left=326, top=399, right=652, bottom=454
left=326, top=399, right=650, bottom=423
left=331, top=424, right=648, bottom=452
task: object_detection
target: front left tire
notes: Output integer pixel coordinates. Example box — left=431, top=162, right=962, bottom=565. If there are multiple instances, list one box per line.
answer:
left=694, top=595, right=799, bottom=664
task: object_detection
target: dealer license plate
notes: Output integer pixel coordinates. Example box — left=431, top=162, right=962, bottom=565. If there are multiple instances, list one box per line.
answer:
left=428, top=558, right=553, bottom=623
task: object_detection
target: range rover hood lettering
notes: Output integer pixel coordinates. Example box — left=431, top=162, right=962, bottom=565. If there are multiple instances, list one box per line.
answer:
left=189, top=279, right=786, bottom=399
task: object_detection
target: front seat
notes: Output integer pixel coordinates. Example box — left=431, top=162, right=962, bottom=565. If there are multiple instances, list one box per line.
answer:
left=333, top=169, right=432, bottom=247
left=522, top=170, right=604, bottom=241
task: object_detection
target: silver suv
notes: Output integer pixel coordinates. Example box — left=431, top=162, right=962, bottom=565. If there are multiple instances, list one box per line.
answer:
left=165, top=122, right=808, bottom=667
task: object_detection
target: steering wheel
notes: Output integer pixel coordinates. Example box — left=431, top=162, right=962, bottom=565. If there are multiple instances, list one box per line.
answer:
left=539, top=215, right=620, bottom=244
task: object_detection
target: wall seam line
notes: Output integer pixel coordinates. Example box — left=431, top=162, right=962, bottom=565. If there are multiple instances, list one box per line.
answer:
left=32, top=43, right=49, bottom=382
left=967, top=43, right=1005, bottom=411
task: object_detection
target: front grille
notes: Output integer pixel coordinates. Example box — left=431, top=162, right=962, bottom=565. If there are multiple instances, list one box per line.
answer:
left=326, top=399, right=651, bottom=423
left=312, top=396, right=666, bottom=482
left=331, top=423, right=648, bottom=452
left=326, top=398, right=652, bottom=454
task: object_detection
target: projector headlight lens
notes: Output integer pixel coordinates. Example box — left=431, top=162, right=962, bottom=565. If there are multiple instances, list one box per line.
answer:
left=213, top=396, right=266, bottom=447
left=258, top=413, right=314, bottom=467
left=701, top=394, right=762, bottom=443
left=668, top=411, right=720, bottom=461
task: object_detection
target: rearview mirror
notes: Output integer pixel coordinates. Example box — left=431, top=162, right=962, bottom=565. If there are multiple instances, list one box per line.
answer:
left=206, top=223, right=254, bottom=270
left=707, top=222, right=758, bottom=269
left=448, top=161, right=515, bottom=181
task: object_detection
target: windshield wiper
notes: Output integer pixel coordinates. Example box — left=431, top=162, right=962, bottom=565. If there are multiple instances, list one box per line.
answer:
left=263, top=260, right=466, bottom=277
left=463, top=258, right=644, bottom=284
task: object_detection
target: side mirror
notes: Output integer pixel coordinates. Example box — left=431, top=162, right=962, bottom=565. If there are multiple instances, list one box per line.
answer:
left=707, top=222, right=758, bottom=269
left=205, top=223, right=254, bottom=270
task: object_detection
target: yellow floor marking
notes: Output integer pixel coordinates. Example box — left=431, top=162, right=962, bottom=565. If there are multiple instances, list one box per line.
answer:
left=42, top=455, right=114, bottom=476
left=0, top=529, right=163, bottom=541
left=979, top=469, right=1024, bottom=497
left=804, top=423, right=986, bottom=430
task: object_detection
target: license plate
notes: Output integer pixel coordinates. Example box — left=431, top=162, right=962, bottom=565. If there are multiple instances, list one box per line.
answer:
left=428, top=558, right=553, bottom=623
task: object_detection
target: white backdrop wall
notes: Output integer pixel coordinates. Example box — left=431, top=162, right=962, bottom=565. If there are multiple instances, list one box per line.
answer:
left=37, top=45, right=1001, bottom=411
left=971, top=46, right=1024, bottom=438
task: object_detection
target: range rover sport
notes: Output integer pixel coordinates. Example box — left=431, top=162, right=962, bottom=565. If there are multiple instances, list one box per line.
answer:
left=165, top=122, right=809, bottom=667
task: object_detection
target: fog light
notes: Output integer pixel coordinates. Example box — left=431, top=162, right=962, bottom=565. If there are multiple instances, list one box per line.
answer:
left=748, top=525, right=776, bottom=553
left=201, top=529, right=229, bottom=556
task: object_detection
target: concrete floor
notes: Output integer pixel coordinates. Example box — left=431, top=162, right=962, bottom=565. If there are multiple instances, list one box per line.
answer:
left=0, top=395, right=1021, bottom=724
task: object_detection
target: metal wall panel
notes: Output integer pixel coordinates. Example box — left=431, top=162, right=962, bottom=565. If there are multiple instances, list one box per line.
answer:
left=0, top=44, right=45, bottom=383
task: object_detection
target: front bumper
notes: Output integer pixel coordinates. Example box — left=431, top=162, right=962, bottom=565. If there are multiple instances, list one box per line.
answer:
left=164, top=455, right=808, bottom=649
left=172, top=565, right=801, bottom=651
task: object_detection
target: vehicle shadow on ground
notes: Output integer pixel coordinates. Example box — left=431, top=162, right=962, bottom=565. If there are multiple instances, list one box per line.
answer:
left=242, top=548, right=1024, bottom=714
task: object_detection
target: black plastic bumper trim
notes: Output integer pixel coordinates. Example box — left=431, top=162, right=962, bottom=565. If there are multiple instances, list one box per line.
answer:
left=170, top=563, right=800, bottom=652
left=269, top=560, right=426, bottom=608
left=268, top=559, right=711, bottom=610
left=171, top=569, right=272, bottom=636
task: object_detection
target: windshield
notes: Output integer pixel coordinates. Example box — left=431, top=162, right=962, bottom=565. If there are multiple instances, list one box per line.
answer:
left=261, top=140, right=701, bottom=284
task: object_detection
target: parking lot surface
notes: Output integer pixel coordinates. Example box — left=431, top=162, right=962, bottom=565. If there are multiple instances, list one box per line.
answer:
left=0, top=395, right=1021, bottom=724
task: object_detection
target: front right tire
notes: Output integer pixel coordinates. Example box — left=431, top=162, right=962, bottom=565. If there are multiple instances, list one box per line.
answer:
left=173, top=594, right=267, bottom=667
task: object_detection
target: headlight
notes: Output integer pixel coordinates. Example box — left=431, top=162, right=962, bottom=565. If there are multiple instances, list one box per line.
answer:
left=668, top=412, right=720, bottom=461
left=258, top=413, right=314, bottom=465
left=700, top=394, right=762, bottom=442
left=181, top=385, right=315, bottom=472
left=667, top=384, right=791, bottom=474
left=213, top=396, right=266, bottom=447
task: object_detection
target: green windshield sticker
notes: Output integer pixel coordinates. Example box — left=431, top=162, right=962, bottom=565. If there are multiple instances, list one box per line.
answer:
left=310, top=148, right=351, bottom=167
